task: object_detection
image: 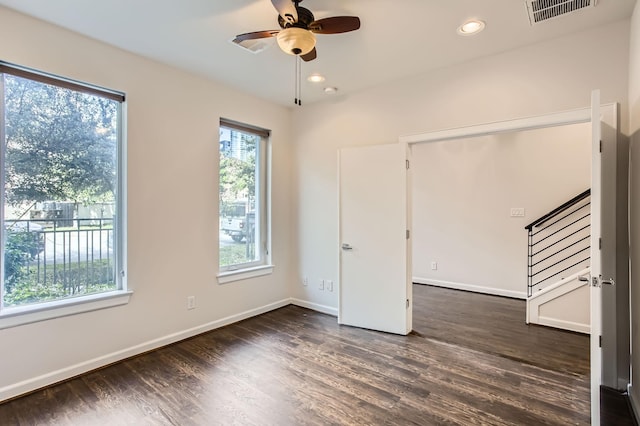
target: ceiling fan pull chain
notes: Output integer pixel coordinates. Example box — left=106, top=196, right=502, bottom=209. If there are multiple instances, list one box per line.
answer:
left=297, top=55, right=302, bottom=106
left=294, top=55, right=299, bottom=105
left=294, top=55, right=302, bottom=106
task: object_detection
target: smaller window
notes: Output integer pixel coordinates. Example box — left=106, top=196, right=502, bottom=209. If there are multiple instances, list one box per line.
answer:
left=218, top=119, right=270, bottom=278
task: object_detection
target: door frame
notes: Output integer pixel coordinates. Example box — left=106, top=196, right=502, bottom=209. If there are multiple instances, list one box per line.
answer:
left=399, top=100, right=616, bottom=424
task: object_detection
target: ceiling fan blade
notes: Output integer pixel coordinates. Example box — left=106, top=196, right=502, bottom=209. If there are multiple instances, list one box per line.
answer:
left=301, top=47, right=317, bottom=62
left=309, top=16, right=360, bottom=34
left=233, top=30, right=279, bottom=44
left=271, top=0, right=298, bottom=25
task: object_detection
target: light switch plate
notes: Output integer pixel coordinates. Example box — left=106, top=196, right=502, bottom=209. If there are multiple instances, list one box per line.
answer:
left=510, top=207, right=525, bottom=217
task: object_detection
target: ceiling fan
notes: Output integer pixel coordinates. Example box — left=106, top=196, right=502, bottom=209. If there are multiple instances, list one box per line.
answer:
left=233, top=0, right=361, bottom=62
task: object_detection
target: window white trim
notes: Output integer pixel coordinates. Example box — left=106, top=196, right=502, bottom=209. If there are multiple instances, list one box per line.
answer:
left=217, top=264, right=274, bottom=284
left=0, top=290, right=132, bottom=330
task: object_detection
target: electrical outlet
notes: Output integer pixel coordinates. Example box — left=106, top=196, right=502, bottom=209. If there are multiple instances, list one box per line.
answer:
left=431, top=261, right=437, bottom=271
left=303, top=277, right=308, bottom=286
left=326, top=280, right=333, bottom=292
left=319, top=279, right=325, bottom=291
left=187, top=296, right=196, bottom=310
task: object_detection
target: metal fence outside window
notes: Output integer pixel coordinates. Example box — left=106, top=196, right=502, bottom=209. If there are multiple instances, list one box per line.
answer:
left=5, top=217, right=116, bottom=297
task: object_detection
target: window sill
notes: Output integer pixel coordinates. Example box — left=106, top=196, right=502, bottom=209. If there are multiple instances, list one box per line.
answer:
left=217, top=264, right=274, bottom=284
left=0, top=290, right=133, bottom=330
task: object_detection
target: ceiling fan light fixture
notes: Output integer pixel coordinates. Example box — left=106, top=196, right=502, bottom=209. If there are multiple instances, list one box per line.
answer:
left=276, top=27, right=316, bottom=56
left=457, top=19, right=485, bottom=36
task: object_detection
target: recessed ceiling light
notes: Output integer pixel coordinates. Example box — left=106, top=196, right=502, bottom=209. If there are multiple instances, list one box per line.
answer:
left=324, top=87, right=338, bottom=95
left=307, top=74, right=325, bottom=83
left=457, top=20, right=485, bottom=36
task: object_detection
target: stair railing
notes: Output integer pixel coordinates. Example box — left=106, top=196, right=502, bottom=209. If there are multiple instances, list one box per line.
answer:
left=525, top=189, right=591, bottom=297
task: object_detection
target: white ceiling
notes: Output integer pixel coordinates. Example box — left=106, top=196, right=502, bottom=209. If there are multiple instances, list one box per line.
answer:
left=0, top=0, right=636, bottom=107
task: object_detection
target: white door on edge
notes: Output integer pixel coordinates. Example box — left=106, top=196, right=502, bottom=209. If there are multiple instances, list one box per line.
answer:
left=589, top=89, right=603, bottom=426
left=589, top=89, right=621, bottom=425
left=590, top=91, right=620, bottom=424
left=338, top=143, right=411, bottom=335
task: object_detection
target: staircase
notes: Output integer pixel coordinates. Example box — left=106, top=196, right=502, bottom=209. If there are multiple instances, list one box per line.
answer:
left=525, top=190, right=591, bottom=334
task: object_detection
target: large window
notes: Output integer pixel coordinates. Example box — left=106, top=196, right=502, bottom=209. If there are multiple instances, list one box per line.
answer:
left=0, top=63, right=125, bottom=317
left=218, top=119, right=269, bottom=276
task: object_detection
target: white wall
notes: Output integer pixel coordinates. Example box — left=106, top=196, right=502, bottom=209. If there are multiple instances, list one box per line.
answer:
left=628, top=0, right=640, bottom=414
left=0, top=7, right=294, bottom=400
left=292, top=20, right=630, bottom=310
left=411, top=124, right=591, bottom=298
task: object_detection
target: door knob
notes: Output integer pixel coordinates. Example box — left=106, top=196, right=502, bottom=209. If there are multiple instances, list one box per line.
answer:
left=341, top=243, right=353, bottom=250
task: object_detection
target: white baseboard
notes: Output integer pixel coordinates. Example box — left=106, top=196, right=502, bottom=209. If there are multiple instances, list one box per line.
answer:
left=290, top=298, right=338, bottom=317
left=536, top=316, right=590, bottom=334
left=413, top=277, right=527, bottom=300
left=0, top=298, right=292, bottom=402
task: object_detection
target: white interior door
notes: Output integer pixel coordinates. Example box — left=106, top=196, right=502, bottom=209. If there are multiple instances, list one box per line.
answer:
left=338, top=143, right=411, bottom=335
left=590, top=89, right=603, bottom=425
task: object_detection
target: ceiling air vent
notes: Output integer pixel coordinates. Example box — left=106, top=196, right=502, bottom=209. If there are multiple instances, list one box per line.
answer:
left=525, top=0, right=597, bottom=25
left=230, top=38, right=272, bottom=54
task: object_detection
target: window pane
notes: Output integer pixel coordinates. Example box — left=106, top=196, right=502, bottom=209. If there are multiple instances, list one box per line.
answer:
left=2, top=74, right=120, bottom=307
left=219, top=125, right=263, bottom=269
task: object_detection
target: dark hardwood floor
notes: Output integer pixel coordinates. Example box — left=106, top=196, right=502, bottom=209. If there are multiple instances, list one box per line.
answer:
left=412, top=284, right=590, bottom=376
left=0, top=284, right=600, bottom=425
left=601, top=386, right=637, bottom=426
